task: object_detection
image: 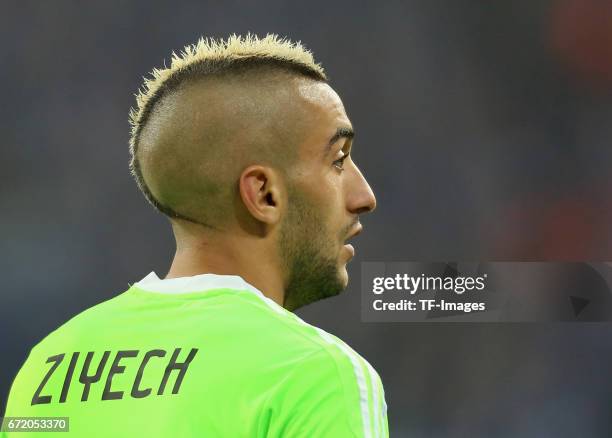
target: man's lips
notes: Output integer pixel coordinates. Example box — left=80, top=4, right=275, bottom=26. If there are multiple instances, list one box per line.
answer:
left=343, top=224, right=363, bottom=257
left=346, top=223, right=363, bottom=240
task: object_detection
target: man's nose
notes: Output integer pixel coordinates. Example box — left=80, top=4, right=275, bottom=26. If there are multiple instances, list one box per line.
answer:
left=348, top=165, right=377, bottom=215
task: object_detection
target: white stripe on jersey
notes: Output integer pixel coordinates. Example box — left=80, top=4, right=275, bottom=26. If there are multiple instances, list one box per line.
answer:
left=363, top=359, right=382, bottom=438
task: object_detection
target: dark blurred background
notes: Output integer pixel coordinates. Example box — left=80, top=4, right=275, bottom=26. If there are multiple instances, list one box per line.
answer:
left=2, top=1, right=612, bottom=436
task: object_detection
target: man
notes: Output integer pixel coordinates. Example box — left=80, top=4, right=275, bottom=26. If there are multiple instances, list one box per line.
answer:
left=3, top=34, right=387, bottom=437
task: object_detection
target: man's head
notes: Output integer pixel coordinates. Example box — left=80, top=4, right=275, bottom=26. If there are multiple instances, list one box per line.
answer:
left=130, top=34, right=376, bottom=310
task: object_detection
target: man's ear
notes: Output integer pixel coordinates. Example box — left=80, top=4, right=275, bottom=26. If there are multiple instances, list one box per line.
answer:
left=239, top=165, right=284, bottom=225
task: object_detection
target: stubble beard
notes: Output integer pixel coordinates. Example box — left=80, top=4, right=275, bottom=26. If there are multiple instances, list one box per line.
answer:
left=279, top=189, right=346, bottom=311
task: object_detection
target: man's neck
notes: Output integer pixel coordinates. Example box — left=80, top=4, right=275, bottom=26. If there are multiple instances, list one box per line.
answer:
left=165, top=236, right=286, bottom=308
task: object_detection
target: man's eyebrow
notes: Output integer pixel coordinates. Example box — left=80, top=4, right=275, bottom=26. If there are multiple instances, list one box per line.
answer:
left=325, top=127, right=355, bottom=155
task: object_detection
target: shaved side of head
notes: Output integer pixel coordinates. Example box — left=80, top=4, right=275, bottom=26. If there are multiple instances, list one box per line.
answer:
left=129, top=35, right=328, bottom=228
left=137, top=69, right=322, bottom=228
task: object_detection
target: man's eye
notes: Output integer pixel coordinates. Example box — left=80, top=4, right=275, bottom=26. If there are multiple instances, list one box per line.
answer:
left=333, top=154, right=349, bottom=171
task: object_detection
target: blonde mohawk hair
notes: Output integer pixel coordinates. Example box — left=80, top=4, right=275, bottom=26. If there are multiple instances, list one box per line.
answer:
left=129, top=33, right=326, bottom=150
left=128, top=33, right=327, bottom=220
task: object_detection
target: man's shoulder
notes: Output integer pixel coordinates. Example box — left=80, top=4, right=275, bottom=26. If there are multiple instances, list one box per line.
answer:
left=26, top=289, right=131, bottom=354
left=268, top=312, right=379, bottom=381
left=260, top=320, right=387, bottom=438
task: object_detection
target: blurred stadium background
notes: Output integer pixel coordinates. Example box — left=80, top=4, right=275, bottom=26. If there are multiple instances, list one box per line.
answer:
left=2, top=1, right=612, bottom=436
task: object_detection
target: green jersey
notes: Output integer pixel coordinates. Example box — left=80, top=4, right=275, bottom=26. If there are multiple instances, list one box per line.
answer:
left=4, top=272, right=388, bottom=437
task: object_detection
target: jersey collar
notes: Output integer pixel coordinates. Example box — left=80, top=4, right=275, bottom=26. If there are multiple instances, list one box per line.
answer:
left=133, top=271, right=265, bottom=298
